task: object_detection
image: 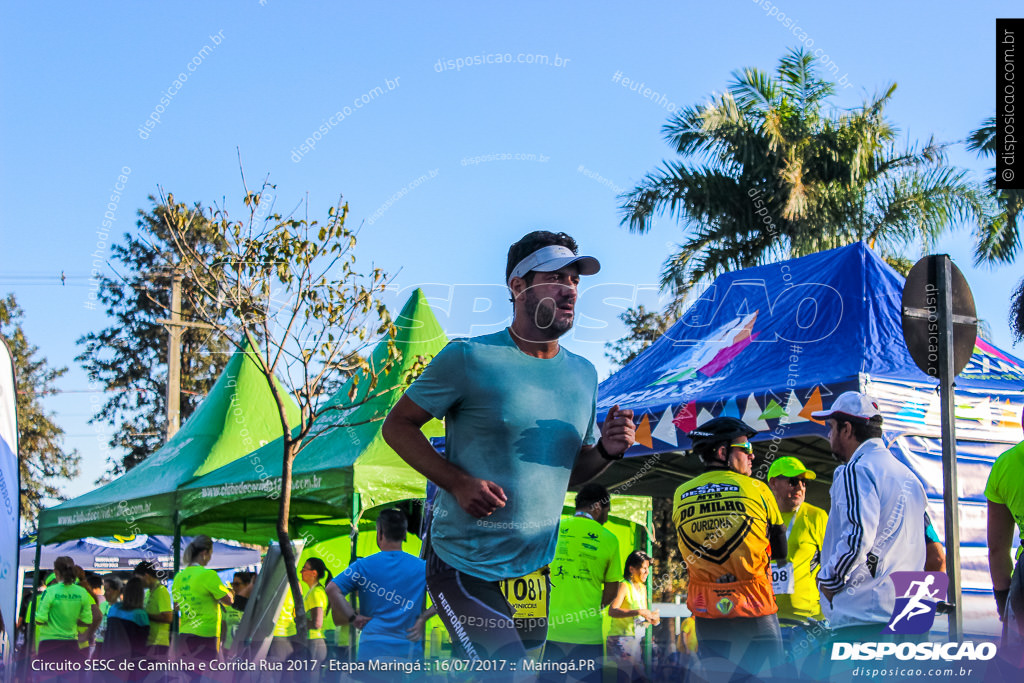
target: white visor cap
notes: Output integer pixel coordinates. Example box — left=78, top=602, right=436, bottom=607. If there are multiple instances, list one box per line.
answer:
left=810, top=391, right=882, bottom=421
left=508, top=245, right=601, bottom=285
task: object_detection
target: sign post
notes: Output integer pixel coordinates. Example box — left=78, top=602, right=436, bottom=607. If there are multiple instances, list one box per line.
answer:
left=901, top=255, right=978, bottom=641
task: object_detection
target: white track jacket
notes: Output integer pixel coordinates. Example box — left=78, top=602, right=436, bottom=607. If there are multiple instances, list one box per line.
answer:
left=818, top=438, right=928, bottom=629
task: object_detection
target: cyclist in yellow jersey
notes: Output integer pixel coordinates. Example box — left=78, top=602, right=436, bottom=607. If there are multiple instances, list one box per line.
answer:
left=672, top=416, right=786, bottom=680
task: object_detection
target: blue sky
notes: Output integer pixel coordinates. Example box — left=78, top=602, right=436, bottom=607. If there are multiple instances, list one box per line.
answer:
left=2, top=1, right=1019, bottom=501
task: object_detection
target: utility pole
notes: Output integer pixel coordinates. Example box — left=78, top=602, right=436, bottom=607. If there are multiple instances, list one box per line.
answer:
left=157, top=268, right=213, bottom=443
left=165, top=271, right=183, bottom=440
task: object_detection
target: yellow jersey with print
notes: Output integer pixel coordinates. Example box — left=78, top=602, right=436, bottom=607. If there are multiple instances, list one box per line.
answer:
left=774, top=502, right=827, bottom=621
left=672, top=469, right=782, bottom=619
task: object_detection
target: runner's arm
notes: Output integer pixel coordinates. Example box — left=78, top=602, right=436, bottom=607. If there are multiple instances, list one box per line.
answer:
left=601, top=582, right=619, bottom=608
left=924, top=541, right=946, bottom=572
left=768, top=523, right=788, bottom=561
left=383, top=395, right=507, bottom=518
left=607, top=583, right=655, bottom=622
left=85, top=602, right=102, bottom=640
left=607, top=582, right=632, bottom=618
left=569, top=406, right=636, bottom=487
left=308, top=606, right=324, bottom=631
left=818, top=465, right=880, bottom=594
left=326, top=582, right=357, bottom=626
left=988, top=500, right=1015, bottom=619
left=924, top=511, right=946, bottom=571
left=406, top=606, right=437, bottom=641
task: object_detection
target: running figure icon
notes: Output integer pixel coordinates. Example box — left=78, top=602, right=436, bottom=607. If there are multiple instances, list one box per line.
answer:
left=887, top=575, right=939, bottom=628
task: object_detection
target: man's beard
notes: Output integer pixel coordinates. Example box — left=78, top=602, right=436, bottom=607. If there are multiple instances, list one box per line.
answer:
left=524, top=289, right=573, bottom=339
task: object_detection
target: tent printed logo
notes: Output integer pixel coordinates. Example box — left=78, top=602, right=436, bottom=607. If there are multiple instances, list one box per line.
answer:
left=960, top=338, right=1024, bottom=381
left=649, top=311, right=758, bottom=387
left=882, top=571, right=948, bottom=634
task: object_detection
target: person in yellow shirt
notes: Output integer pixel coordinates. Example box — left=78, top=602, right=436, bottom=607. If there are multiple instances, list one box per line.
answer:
left=766, top=456, right=828, bottom=674
left=301, top=557, right=332, bottom=682
left=134, top=561, right=173, bottom=660
left=172, top=536, right=233, bottom=663
left=608, top=551, right=659, bottom=683
left=270, top=583, right=297, bottom=663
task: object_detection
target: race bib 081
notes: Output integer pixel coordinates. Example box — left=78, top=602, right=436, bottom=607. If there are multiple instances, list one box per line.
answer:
left=499, top=568, right=548, bottom=619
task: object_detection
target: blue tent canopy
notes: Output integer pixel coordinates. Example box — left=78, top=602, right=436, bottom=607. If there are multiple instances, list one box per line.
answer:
left=596, top=242, right=1024, bottom=636
left=20, top=534, right=260, bottom=571
left=599, top=242, right=1024, bottom=454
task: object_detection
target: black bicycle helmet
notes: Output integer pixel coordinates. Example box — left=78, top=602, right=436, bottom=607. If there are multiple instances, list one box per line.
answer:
left=687, top=416, right=758, bottom=451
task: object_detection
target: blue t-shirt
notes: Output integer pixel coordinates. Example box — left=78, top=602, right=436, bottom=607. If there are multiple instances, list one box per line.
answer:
left=332, top=551, right=426, bottom=660
left=107, top=604, right=150, bottom=627
left=405, top=329, right=598, bottom=581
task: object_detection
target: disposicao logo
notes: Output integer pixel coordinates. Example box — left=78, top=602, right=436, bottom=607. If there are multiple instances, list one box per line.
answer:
left=882, top=571, right=947, bottom=634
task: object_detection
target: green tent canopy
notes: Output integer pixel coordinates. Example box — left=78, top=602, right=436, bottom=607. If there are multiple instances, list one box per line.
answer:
left=178, top=288, right=448, bottom=543
left=38, top=343, right=301, bottom=544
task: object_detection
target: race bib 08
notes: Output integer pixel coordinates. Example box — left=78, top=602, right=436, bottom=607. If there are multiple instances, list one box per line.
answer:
left=771, top=561, right=794, bottom=595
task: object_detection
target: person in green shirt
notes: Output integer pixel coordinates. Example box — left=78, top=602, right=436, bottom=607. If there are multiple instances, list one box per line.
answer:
left=985, top=433, right=1024, bottom=667
left=172, top=536, right=233, bottom=663
left=134, top=561, right=173, bottom=659
left=35, top=556, right=94, bottom=666
left=301, top=557, right=332, bottom=682
left=545, top=483, right=622, bottom=683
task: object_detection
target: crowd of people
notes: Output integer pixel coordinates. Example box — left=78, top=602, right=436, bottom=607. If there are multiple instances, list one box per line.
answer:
left=17, top=230, right=1024, bottom=682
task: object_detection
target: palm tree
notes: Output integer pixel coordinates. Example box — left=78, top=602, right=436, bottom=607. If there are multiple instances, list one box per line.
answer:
left=1011, top=277, right=1024, bottom=344
left=966, top=116, right=1024, bottom=264
left=621, top=48, right=988, bottom=304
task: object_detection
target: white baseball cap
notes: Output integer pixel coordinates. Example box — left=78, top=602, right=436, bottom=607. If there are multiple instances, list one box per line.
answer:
left=507, top=245, right=600, bottom=285
left=811, top=391, right=882, bottom=422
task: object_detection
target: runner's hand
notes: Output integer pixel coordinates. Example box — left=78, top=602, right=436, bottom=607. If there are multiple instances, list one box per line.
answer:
left=452, top=476, right=507, bottom=518
left=353, top=614, right=370, bottom=630
left=600, top=405, right=636, bottom=456
left=406, top=614, right=428, bottom=641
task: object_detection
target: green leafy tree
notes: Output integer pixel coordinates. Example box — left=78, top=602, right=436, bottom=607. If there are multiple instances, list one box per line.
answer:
left=76, top=195, right=233, bottom=477
left=162, top=173, right=400, bottom=647
left=967, top=116, right=1024, bottom=264
left=605, top=305, right=676, bottom=368
left=621, top=48, right=988, bottom=304
left=0, top=294, right=80, bottom=528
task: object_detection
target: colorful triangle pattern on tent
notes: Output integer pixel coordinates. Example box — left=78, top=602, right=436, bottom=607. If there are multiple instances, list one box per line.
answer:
left=779, top=390, right=806, bottom=425
left=721, top=396, right=740, bottom=419
left=742, top=394, right=770, bottom=430
left=998, top=400, right=1021, bottom=429
left=799, top=387, right=825, bottom=424
left=651, top=407, right=678, bottom=447
left=673, top=401, right=697, bottom=433
left=759, top=399, right=787, bottom=421
left=635, top=414, right=653, bottom=449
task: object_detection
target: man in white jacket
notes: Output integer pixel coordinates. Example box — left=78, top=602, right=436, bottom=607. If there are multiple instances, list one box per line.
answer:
left=812, top=391, right=928, bottom=640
